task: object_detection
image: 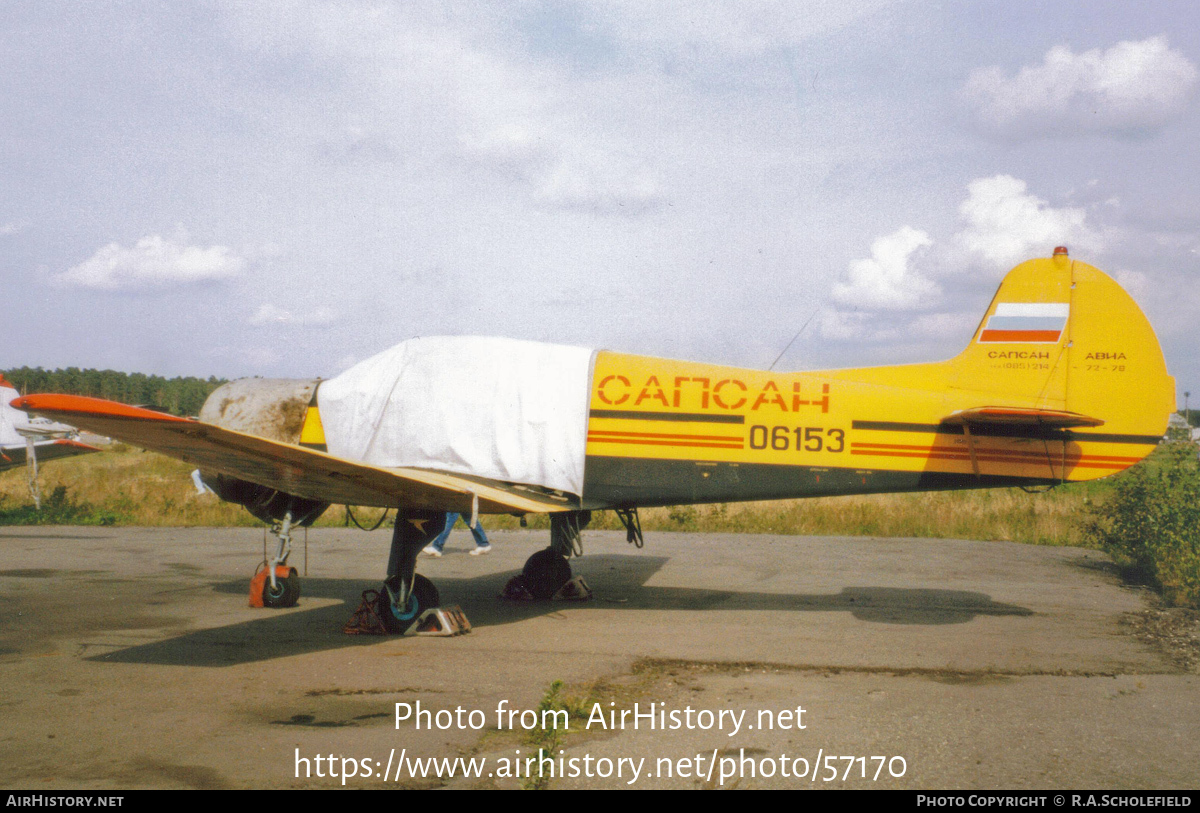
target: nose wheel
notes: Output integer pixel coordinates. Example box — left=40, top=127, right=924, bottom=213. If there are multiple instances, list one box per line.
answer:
left=261, top=566, right=301, bottom=608
left=249, top=513, right=302, bottom=608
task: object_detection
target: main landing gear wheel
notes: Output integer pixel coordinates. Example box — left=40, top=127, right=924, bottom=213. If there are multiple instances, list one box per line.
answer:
left=262, top=567, right=301, bottom=608
left=522, top=548, right=572, bottom=600
left=376, top=574, right=440, bottom=634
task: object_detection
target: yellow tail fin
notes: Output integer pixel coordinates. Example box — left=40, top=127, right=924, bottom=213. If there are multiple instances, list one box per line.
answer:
left=947, top=249, right=1174, bottom=476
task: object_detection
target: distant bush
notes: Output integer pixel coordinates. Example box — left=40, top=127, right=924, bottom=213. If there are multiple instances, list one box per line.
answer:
left=0, top=486, right=120, bottom=526
left=1085, top=444, right=1200, bottom=608
left=666, top=505, right=699, bottom=530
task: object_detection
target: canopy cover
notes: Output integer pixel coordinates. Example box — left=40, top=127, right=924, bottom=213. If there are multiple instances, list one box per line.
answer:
left=318, top=336, right=596, bottom=496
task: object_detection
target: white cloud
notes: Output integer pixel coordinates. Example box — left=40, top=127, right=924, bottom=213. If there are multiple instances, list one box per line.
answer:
left=956, top=175, right=1099, bottom=267
left=964, top=36, right=1198, bottom=138
left=831, top=226, right=937, bottom=311
left=56, top=234, right=245, bottom=290
left=247, top=303, right=338, bottom=326
left=224, top=3, right=665, bottom=216
left=1, top=220, right=29, bottom=236
left=824, top=177, right=1108, bottom=346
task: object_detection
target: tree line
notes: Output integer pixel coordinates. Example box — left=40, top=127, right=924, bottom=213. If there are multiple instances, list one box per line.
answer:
left=2, top=366, right=226, bottom=417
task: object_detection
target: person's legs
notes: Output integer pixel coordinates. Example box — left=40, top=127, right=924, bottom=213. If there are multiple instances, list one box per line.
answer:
left=468, top=521, right=489, bottom=548
left=427, top=512, right=460, bottom=553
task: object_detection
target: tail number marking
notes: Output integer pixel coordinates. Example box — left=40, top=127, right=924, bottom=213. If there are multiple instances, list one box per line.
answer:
left=748, top=425, right=845, bottom=453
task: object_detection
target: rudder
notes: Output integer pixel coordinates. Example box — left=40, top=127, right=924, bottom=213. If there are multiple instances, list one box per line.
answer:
left=948, top=248, right=1174, bottom=480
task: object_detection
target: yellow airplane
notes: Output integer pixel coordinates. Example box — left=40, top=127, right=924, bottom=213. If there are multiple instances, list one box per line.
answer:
left=11, top=249, right=1175, bottom=632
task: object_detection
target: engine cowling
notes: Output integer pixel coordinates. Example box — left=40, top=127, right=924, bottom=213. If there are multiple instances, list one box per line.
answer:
left=197, top=378, right=330, bottom=525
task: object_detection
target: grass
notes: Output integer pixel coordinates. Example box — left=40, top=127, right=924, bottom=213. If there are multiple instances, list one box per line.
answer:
left=4, top=440, right=1195, bottom=609
left=0, top=442, right=1119, bottom=546
left=0, top=444, right=257, bottom=526
left=488, top=482, right=1113, bottom=548
left=513, top=673, right=657, bottom=789
left=0, top=484, right=120, bottom=526
left=520, top=680, right=595, bottom=790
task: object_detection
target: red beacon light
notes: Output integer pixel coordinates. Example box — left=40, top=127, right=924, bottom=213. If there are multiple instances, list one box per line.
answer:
left=1053, top=246, right=1069, bottom=257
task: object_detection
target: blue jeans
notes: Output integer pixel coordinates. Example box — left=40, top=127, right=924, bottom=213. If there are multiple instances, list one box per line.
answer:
left=429, top=512, right=489, bottom=552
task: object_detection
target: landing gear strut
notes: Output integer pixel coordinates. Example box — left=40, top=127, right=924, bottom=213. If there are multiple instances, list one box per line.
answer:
left=374, top=510, right=450, bottom=633
left=249, top=512, right=302, bottom=608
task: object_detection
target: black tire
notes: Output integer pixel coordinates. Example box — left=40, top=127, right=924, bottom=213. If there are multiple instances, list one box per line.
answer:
left=376, top=574, right=440, bottom=634
left=522, top=548, right=572, bottom=600
left=262, top=567, right=300, bottom=608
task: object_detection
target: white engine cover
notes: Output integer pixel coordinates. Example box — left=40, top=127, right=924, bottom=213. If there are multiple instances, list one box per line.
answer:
left=318, top=336, right=596, bottom=496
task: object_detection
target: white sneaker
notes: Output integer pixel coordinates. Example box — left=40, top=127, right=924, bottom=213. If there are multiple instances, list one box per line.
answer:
left=421, top=546, right=443, bottom=557
left=469, top=544, right=492, bottom=556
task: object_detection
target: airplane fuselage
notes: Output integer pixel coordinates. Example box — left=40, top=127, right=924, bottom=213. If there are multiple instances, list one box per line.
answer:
left=579, top=350, right=1163, bottom=508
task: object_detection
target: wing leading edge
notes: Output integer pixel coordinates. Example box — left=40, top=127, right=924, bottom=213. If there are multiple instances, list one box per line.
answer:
left=12, top=394, right=577, bottom=515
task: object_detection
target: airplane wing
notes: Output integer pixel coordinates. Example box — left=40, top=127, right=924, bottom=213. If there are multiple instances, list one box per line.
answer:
left=0, top=438, right=101, bottom=473
left=12, top=394, right=578, bottom=515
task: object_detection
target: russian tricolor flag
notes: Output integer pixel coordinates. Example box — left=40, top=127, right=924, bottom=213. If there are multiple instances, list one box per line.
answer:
left=978, top=302, right=1069, bottom=343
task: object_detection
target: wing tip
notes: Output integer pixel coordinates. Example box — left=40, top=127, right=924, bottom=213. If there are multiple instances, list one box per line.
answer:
left=13, top=394, right=193, bottom=423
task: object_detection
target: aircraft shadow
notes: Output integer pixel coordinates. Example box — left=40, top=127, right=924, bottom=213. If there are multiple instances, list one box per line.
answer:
left=90, top=554, right=1031, bottom=667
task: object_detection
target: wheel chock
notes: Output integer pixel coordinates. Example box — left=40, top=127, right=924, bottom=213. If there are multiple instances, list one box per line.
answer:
left=500, top=575, right=536, bottom=601
left=501, top=574, right=592, bottom=601
left=552, top=575, right=592, bottom=601
left=342, top=592, right=471, bottom=636
left=411, top=605, right=472, bottom=637
left=343, top=589, right=390, bottom=635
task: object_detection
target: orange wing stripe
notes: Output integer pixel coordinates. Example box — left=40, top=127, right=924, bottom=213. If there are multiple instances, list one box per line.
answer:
left=12, top=394, right=193, bottom=423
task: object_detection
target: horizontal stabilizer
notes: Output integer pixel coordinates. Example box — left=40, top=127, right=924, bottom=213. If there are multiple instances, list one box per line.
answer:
left=944, top=407, right=1104, bottom=429
left=12, top=394, right=576, bottom=514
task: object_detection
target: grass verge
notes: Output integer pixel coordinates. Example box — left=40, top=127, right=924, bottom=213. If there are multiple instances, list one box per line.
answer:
left=0, top=443, right=1127, bottom=544
left=4, top=442, right=1198, bottom=608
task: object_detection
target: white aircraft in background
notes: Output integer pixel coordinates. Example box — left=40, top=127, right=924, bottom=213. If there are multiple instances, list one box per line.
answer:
left=0, top=374, right=100, bottom=500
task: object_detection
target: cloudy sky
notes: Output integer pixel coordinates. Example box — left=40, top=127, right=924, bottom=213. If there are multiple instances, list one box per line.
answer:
left=4, top=1, right=1199, bottom=403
